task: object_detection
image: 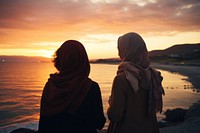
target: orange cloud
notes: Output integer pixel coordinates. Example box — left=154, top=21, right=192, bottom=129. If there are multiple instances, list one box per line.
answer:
left=0, top=0, right=200, bottom=58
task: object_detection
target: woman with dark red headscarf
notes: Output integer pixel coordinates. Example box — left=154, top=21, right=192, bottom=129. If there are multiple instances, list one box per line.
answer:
left=107, top=32, right=165, bottom=133
left=39, top=40, right=106, bottom=133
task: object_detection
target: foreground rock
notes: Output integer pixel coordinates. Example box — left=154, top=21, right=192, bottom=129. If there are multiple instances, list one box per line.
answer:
left=10, top=128, right=37, bottom=133
left=158, top=108, right=187, bottom=128
left=160, top=102, right=200, bottom=133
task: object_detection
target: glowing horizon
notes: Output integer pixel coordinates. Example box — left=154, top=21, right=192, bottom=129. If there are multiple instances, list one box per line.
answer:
left=0, top=0, right=200, bottom=59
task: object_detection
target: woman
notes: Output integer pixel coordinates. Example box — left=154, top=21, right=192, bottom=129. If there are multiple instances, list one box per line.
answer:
left=39, top=40, right=106, bottom=133
left=107, top=32, right=165, bottom=133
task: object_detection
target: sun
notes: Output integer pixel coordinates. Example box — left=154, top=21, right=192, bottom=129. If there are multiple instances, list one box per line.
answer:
left=40, top=50, right=55, bottom=58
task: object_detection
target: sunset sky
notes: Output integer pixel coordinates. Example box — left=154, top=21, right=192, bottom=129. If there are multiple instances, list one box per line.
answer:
left=0, top=0, right=200, bottom=59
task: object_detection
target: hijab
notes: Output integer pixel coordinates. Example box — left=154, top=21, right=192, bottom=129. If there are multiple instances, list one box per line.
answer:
left=118, top=32, right=150, bottom=68
left=40, top=40, right=92, bottom=116
left=117, top=32, right=165, bottom=114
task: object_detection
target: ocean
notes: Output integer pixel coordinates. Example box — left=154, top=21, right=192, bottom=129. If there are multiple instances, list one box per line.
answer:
left=0, top=62, right=200, bottom=133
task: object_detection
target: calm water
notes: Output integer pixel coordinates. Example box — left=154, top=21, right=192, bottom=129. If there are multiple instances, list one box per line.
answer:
left=0, top=62, right=200, bottom=132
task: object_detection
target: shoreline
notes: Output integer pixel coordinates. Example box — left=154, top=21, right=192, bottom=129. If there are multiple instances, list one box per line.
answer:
left=153, top=63, right=200, bottom=133
left=152, top=63, right=200, bottom=90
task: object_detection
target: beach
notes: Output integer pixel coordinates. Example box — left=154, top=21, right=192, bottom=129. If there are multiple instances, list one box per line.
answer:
left=152, top=63, right=200, bottom=89
left=152, top=64, right=200, bottom=133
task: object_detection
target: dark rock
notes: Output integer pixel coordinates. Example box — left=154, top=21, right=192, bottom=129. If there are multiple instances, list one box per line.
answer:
left=164, top=108, right=187, bottom=122
left=185, top=102, right=200, bottom=120
left=158, top=120, right=171, bottom=128
left=10, top=128, right=38, bottom=133
left=160, top=102, right=200, bottom=133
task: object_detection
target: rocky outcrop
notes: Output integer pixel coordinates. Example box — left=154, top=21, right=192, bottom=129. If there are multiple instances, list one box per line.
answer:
left=160, top=102, right=200, bottom=133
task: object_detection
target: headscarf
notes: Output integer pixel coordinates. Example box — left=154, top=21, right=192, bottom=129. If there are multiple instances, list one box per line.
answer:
left=118, top=32, right=150, bottom=68
left=117, top=32, right=165, bottom=114
left=40, top=40, right=92, bottom=116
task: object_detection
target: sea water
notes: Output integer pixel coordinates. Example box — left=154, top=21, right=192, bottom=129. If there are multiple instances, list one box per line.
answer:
left=0, top=62, right=199, bottom=132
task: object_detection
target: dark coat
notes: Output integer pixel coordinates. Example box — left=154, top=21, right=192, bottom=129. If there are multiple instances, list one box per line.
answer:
left=39, top=81, right=106, bottom=133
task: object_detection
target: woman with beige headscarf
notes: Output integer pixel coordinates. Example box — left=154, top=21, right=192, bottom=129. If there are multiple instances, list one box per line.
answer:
left=107, top=32, right=165, bottom=133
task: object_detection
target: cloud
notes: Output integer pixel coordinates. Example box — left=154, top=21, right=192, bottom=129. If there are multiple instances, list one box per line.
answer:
left=0, top=0, right=200, bottom=49
left=0, top=0, right=199, bottom=31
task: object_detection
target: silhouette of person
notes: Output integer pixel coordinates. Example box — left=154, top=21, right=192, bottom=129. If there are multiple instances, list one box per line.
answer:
left=39, top=40, right=106, bottom=133
left=107, top=32, right=165, bottom=133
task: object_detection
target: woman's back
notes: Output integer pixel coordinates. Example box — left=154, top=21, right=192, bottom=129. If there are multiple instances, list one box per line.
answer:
left=108, top=73, right=159, bottom=133
left=39, top=81, right=106, bottom=133
left=39, top=40, right=105, bottom=133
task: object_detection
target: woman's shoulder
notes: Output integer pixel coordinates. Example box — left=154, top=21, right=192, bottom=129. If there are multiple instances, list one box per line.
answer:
left=114, top=72, right=127, bottom=82
left=87, top=80, right=102, bottom=97
left=90, top=80, right=99, bottom=88
left=91, top=80, right=98, bottom=85
left=89, top=80, right=101, bottom=93
left=112, top=73, right=130, bottom=89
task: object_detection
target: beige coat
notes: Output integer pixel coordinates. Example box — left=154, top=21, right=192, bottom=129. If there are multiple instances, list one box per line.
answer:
left=107, top=73, right=160, bottom=133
